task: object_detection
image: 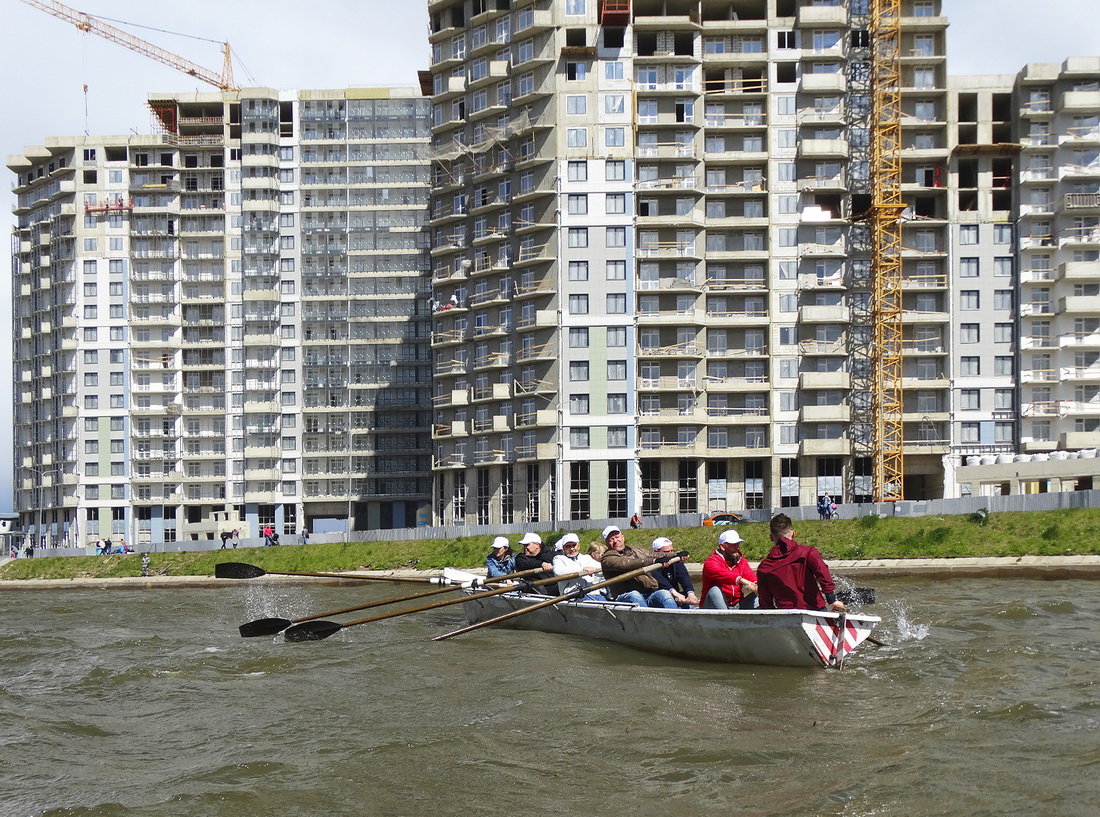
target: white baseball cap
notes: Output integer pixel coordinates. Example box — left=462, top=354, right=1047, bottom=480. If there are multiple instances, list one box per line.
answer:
left=556, top=533, right=580, bottom=550
left=651, top=537, right=674, bottom=551
left=601, top=525, right=621, bottom=540
left=718, top=529, right=744, bottom=545
left=518, top=532, right=542, bottom=546
left=490, top=536, right=510, bottom=551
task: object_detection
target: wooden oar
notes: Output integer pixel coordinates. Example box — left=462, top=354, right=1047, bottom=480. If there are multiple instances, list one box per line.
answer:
left=216, top=561, right=439, bottom=584
left=236, top=566, right=547, bottom=637
left=432, top=557, right=682, bottom=641
left=282, top=569, right=585, bottom=642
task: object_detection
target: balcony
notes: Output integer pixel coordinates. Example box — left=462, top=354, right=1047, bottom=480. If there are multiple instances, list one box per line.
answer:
left=798, top=304, right=850, bottom=323
left=799, top=404, right=851, bottom=423
left=1062, top=431, right=1100, bottom=449
left=799, top=73, right=846, bottom=94
left=1060, top=295, right=1100, bottom=314
left=798, top=371, right=850, bottom=390
left=799, top=438, right=851, bottom=456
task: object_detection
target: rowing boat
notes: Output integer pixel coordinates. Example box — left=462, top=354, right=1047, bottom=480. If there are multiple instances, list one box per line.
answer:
left=455, top=588, right=881, bottom=669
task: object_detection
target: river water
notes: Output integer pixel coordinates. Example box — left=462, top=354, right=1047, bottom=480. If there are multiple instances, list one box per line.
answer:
left=1, top=577, right=1097, bottom=817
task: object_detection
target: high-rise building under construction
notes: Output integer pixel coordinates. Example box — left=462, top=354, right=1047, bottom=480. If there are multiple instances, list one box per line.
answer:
left=9, top=88, right=433, bottom=547
left=425, top=0, right=960, bottom=523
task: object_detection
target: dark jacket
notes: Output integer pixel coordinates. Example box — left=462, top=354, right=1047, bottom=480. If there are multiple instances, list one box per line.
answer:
left=654, top=559, right=694, bottom=597
left=600, top=545, right=659, bottom=596
left=757, top=536, right=837, bottom=610
left=514, top=546, right=558, bottom=595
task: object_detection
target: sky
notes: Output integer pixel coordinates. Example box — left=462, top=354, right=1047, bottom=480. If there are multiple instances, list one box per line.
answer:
left=1, top=0, right=1098, bottom=511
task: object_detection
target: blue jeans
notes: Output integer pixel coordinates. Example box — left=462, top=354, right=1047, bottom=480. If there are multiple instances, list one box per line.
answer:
left=703, top=586, right=759, bottom=610
left=646, top=589, right=679, bottom=609
left=613, top=590, right=648, bottom=606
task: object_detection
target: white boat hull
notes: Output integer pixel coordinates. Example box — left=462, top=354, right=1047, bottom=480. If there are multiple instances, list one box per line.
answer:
left=459, top=591, right=881, bottom=668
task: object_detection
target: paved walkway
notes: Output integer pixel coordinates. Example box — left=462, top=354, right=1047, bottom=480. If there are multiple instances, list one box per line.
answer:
left=2, top=556, right=1098, bottom=590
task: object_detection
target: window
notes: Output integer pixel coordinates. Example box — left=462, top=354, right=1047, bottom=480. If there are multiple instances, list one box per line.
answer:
left=568, top=228, right=589, bottom=247
left=569, top=294, right=589, bottom=314
left=568, top=261, right=589, bottom=281
left=607, top=360, right=627, bottom=380
left=994, top=257, right=1013, bottom=278
left=605, top=94, right=625, bottom=114
left=567, top=128, right=588, bottom=148
left=995, top=356, right=1014, bottom=376
left=959, top=225, right=979, bottom=245
left=568, top=194, right=588, bottom=214
left=961, top=422, right=980, bottom=443
left=570, top=428, right=590, bottom=448
left=607, top=393, right=627, bottom=414
left=606, top=227, right=626, bottom=247
left=604, top=127, right=625, bottom=147
left=570, top=394, right=590, bottom=415
left=606, top=160, right=625, bottom=181
left=567, top=95, right=587, bottom=115
left=994, top=290, right=1015, bottom=310
left=961, top=389, right=980, bottom=410
left=606, top=294, right=626, bottom=313
left=568, top=160, right=587, bottom=181
left=606, top=260, right=626, bottom=280
left=994, top=323, right=1014, bottom=343
left=960, top=291, right=980, bottom=311
left=569, top=328, right=589, bottom=347
left=960, top=324, right=980, bottom=343
left=605, top=194, right=626, bottom=214
left=959, top=258, right=979, bottom=278
left=608, top=427, right=628, bottom=447
left=960, top=356, right=980, bottom=376
left=994, top=224, right=1013, bottom=244
left=567, top=62, right=587, bottom=81
left=995, top=389, right=1014, bottom=410
left=607, top=327, right=627, bottom=346
left=570, top=361, right=589, bottom=382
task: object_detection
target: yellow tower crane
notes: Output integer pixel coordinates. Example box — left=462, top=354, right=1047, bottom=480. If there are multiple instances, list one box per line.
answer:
left=870, top=0, right=905, bottom=501
left=18, top=0, right=238, bottom=91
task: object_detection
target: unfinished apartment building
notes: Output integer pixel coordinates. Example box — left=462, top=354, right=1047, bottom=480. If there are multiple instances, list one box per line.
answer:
left=9, top=88, right=432, bottom=547
left=426, top=0, right=952, bottom=523
left=1014, top=59, right=1100, bottom=456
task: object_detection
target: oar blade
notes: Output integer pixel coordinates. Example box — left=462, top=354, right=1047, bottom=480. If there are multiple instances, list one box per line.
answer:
left=216, top=562, right=267, bottom=580
left=838, top=587, right=876, bottom=606
left=284, top=620, right=343, bottom=642
left=238, top=617, right=293, bottom=638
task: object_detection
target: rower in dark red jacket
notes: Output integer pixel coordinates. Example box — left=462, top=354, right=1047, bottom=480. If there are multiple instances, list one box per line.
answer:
left=757, top=513, right=848, bottom=613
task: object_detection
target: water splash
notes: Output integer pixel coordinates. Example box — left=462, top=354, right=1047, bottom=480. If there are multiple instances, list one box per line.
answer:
left=887, top=599, right=931, bottom=641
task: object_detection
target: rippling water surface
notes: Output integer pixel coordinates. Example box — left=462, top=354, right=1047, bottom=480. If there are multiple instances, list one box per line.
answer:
left=1, top=577, right=1097, bottom=817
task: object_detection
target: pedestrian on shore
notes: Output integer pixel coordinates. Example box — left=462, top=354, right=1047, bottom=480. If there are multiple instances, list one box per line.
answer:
left=231, top=529, right=239, bottom=548
left=757, top=513, right=847, bottom=613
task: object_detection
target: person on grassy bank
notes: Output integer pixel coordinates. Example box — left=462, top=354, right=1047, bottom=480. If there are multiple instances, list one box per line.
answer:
left=757, top=513, right=847, bottom=613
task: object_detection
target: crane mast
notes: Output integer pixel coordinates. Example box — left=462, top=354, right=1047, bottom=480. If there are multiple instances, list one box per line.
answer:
left=19, top=0, right=237, bottom=91
left=870, top=0, right=906, bottom=501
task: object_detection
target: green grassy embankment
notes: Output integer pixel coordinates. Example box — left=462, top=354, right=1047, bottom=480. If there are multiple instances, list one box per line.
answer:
left=2, top=507, right=1098, bottom=582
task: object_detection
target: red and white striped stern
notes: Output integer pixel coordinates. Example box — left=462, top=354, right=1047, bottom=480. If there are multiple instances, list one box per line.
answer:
left=804, top=612, right=882, bottom=668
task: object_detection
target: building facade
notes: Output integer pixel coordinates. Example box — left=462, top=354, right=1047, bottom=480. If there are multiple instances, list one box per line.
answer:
left=425, top=0, right=956, bottom=523
left=9, top=88, right=433, bottom=547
